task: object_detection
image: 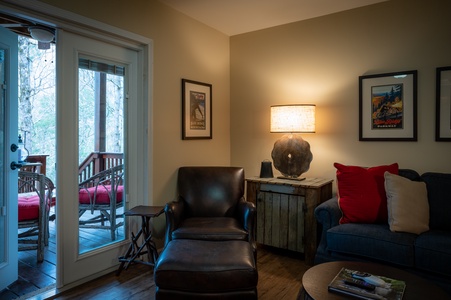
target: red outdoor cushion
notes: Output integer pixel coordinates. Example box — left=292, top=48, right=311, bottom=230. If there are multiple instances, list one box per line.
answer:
left=79, top=185, right=123, bottom=205
left=18, top=193, right=41, bottom=221
left=335, top=162, right=399, bottom=224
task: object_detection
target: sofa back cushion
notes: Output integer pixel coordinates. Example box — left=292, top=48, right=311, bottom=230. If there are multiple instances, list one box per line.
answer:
left=398, top=169, right=421, bottom=181
left=421, top=172, right=451, bottom=230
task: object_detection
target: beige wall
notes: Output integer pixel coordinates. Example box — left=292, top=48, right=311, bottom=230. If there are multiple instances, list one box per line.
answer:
left=231, top=0, right=451, bottom=191
left=38, top=0, right=231, bottom=207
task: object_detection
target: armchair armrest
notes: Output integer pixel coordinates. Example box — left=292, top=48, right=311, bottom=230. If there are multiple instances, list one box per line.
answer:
left=236, top=197, right=257, bottom=250
left=314, top=196, right=341, bottom=255
left=164, top=197, right=185, bottom=246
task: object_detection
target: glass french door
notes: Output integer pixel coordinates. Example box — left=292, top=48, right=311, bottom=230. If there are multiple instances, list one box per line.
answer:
left=0, top=25, right=18, bottom=290
left=56, top=29, right=146, bottom=287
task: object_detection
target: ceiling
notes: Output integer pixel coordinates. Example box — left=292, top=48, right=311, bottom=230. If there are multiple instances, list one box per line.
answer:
left=0, top=12, right=36, bottom=38
left=159, top=0, right=387, bottom=36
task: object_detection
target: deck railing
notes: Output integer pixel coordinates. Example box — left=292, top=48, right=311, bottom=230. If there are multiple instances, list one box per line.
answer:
left=78, top=152, right=124, bottom=183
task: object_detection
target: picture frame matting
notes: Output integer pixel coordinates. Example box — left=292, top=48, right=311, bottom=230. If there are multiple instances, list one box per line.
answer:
left=436, top=66, right=451, bottom=141
left=181, top=79, right=212, bottom=140
left=359, top=70, right=417, bottom=141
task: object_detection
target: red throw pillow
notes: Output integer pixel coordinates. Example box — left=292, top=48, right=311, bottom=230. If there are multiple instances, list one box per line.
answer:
left=335, top=162, right=399, bottom=224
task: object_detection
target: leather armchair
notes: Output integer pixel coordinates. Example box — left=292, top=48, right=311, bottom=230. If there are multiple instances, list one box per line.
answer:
left=164, top=166, right=256, bottom=252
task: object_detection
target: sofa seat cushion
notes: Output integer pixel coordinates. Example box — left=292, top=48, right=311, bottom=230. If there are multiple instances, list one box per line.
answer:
left=155, top=240, right=258, bottom=293
left=327, top=223, right=416, bottom=267
left=171, top=217, right=248, bottom=241
left=415, top=230, right=451, bottom=277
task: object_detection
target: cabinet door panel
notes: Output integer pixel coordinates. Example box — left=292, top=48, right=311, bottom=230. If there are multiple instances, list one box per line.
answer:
left=279, top=195, right=289, bottom=248
left=270, top=193, right=281, bottom=247
left=257, top=190, right=305, bottom=252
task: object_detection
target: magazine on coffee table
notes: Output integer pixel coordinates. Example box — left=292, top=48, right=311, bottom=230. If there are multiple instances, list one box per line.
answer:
left=328, top=267, right=406, bottom=300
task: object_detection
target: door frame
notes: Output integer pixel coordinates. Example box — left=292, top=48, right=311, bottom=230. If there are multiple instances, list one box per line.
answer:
left=0, top=23, right=19, bottom=291
left=0, top=0, right=153, bottom=290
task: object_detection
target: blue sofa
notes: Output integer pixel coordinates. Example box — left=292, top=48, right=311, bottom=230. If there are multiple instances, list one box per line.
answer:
left=314, top=169, right=451, bottom=294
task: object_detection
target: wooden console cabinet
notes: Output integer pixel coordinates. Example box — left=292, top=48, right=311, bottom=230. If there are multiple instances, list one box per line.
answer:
left=246, top=177, right=333, bottom=265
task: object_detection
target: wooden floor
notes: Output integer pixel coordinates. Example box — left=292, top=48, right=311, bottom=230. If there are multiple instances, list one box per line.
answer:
left=1, top=215, right=310, bottom=300
left=49, top=245, right=309, bottom=300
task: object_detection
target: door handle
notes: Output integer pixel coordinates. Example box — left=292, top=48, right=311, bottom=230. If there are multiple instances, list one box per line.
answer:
left=10, top=161, right=23, bottom=170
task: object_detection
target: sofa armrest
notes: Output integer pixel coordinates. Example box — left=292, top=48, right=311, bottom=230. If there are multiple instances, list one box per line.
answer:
left=314, top=196, right=341, bottom=256
left=164, top=198, right=185, bottom=246
left=315, top=196, right=341, bottom=229
left=237, top=197, right=257, bottom=250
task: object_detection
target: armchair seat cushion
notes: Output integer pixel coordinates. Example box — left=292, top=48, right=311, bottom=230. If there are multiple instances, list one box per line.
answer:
left=18, top=193, right=41, bottom=221
left=171, top=217, right=248, bottom=241
left=79, top=185, right=124, bottom=205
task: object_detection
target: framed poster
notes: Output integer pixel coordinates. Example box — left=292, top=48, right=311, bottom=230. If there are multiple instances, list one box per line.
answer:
left=359, top=70, right=417, bottom=141
left=182, top=79, right=212, bottom=140
left=436, top=66, right=451, bottom=141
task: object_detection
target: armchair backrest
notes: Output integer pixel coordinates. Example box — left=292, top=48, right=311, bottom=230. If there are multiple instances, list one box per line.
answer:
left=177, top=166, right=245, bottom=218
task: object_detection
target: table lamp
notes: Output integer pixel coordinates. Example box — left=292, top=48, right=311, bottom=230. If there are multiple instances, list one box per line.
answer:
left=270, top=104, right=315, bottom=180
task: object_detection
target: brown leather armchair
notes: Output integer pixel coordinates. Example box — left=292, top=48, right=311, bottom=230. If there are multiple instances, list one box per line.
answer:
left=164, top=166, right=256, bottom=253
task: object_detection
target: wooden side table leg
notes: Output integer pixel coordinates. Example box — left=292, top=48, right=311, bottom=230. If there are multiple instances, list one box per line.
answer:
left=116, top=230, right=142, bottom=275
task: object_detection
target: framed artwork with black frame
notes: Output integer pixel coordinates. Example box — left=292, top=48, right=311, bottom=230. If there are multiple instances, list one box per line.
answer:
left=359, top=70, right=417, bottom=141
left=182, top=79, right=212, bottom=140
left=436, top=66, right=451, bottom=141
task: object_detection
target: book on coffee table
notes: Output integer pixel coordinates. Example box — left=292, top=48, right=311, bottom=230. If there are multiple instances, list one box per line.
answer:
left=328, top=267, right=406, bottom=300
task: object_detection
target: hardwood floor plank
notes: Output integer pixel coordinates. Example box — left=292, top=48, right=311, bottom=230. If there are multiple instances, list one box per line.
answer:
left=18, top=261, right=55, bottom=288
left=0, top=288, right=19, bottom=300
left=4, top=277, right=40, bottom=298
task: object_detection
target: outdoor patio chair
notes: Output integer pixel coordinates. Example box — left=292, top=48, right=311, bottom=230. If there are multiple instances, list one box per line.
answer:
left=78, top=164, right=124, bottom=240
left=18, top=171, right=55, bottom=263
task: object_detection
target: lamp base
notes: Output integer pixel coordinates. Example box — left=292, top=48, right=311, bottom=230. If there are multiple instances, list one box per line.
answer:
left=271, top=134, right=313, bottom=178
left=277, top=176, right=306, bottom=181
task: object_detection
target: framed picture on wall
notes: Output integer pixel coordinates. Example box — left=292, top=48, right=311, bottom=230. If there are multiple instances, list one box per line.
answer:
left=182, top=79, right=212, bottom=140
left=359, top=70, right=418, bottom=141
left=436, top=66, right=451, bottom=141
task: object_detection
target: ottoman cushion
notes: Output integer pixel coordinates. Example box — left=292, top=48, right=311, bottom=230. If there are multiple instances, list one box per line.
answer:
left=154, top=240, right=258, bottom=293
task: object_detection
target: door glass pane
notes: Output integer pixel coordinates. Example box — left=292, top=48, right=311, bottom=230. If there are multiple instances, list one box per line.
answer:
left=78, top=58, right=125, bottom=253
left=0, top=49, right=6, bottom=264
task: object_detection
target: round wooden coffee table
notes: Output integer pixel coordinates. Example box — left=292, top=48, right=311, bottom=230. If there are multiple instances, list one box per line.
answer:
left=300, top=261, right=449, bottom=299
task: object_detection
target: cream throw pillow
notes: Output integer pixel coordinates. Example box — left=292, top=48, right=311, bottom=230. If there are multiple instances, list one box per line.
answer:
left=384, top=172, right=429, bottom=235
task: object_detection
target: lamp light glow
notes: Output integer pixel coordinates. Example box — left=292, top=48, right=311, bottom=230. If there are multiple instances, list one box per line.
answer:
left=270, top=104, right=315, bottom=133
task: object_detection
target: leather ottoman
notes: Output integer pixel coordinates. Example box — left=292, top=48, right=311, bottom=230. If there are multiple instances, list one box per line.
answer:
left=154, top=239, right=258, bottom=299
